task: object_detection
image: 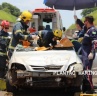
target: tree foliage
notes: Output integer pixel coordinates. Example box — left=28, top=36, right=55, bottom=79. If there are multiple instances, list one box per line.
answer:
left=81, top=7, right=97, bottom=17
left=0, top=5, right=2, bottom=9
left=0, top=2, right=21, bottom=17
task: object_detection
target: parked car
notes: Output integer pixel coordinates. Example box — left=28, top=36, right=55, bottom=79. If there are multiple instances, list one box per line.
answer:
left=6, top=38, right=83, bottom=95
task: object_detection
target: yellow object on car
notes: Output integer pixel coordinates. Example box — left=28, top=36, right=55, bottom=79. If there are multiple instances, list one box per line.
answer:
left=35, top=47, right=49, bottom=51
left=55, top=37, right=74, bottom=47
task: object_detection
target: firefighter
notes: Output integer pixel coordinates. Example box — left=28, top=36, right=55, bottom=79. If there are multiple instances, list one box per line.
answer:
left=33, top=29, right=62, bottom=47
left=8, top=10, right=39, bottom=59
left=0, top=20, right=10, bottom=78
left=82, top=16, right=97, bottom=93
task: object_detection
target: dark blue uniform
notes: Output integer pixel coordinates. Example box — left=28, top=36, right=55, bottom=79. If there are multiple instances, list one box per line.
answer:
left=33, top=30, right=57, bottom=47
left=8, top=21, right=32, bottom=59
left=71, top=39, right=81, bottom=53
left=0, top=30, right=10, bottom=78
left=82, top=26, right=97, bottom=92
left=78, top=29, right=85, bottom=38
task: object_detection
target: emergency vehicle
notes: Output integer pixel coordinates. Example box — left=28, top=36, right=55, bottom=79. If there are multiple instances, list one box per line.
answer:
left=29, top=8, right=63, bottom=32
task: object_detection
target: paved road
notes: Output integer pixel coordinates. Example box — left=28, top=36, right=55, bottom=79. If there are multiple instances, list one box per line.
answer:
left=11, top=88, right=77, bottom=96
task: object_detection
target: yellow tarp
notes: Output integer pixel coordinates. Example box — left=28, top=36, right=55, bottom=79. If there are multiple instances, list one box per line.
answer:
left=35, top=47, right=49, bottom=51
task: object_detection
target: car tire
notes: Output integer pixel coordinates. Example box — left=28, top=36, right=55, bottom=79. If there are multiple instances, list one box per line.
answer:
left=6, top=78, right=19, bottom=96
left=74, top=92, right=80, bottom=96
left=6, top=79, right=16, bottom=92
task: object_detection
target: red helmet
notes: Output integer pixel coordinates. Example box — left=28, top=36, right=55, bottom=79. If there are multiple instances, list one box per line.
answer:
left=1, top=20, right=10, bottom=29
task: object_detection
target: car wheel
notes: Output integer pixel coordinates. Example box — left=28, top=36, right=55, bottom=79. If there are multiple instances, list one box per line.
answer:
left=6, top=70, right=18, bottom=95
left=74, top=92, right=80, bottom=96
left=6, top=78, right=17, bottom=93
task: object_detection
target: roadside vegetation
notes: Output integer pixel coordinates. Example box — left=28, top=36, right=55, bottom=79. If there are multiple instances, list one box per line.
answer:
left=0, top=2, right=21, bottom=17
left=0, top=10, right=16, bottom=22
left=0, top=2, right=21, bottom=22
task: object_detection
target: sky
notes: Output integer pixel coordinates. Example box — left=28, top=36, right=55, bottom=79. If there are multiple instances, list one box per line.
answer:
left=0, top=0, right=82, bottom=29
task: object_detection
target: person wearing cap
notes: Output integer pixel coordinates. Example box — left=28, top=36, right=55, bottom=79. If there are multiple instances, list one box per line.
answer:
left=32, top=29, right=62, bottom=47
left=8, top=10, right=39, bottom=59
left=0, top=20, right=10, bottom=78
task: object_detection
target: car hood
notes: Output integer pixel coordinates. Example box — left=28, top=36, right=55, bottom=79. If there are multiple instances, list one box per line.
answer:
left=9, top=50, right=82, bottom=71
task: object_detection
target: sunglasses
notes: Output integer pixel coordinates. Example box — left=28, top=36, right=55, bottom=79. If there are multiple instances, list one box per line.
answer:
left=5, top=27, right=9, bottom=29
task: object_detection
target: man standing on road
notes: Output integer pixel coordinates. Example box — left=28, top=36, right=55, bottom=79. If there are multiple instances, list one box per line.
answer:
left=82, top=16, right=97, bottom=93
left=8, top=11, right=39, bottom=59
left=0, top=20, right=10, bottom=79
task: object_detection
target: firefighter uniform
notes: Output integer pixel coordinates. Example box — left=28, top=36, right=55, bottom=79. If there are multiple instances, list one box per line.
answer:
left=0, top=30, right=10, bottom=78
left=8, top=21, right=33, bottom=59
left=8, top=10, right=35, bottom=59
left=82, top=26, right=97, bottom=92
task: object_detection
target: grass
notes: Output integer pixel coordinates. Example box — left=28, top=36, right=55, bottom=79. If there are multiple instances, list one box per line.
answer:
left=0, top=10, right=16, bottom=22
left=68, top=10, right=97, bottom=29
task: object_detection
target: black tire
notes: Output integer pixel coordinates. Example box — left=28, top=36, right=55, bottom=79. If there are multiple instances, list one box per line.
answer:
left=6, top=78, right=18, bottom=96
left=6, top=79, right=15, bottom=92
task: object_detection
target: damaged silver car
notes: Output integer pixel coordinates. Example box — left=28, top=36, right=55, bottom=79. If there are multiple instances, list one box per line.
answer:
left=6, top=38, right=83, bottom=94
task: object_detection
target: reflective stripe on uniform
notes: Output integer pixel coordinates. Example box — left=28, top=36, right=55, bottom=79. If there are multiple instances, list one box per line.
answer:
left=9, top=46, right=15, bottom=49
left=24, top=35, right=28, bottom=40
left=71, top=39, right=78, bottom=42
left=39, top=31, right=42, bottom=37
left=22, top=30, right=26, bottom=32
left=84, top=33, right=89, bottom=37
left=8, top=36, right=15, bottom=50
left=0, top=52, right=7, bottom=56
left=15, top=30, right=22, bottom=34
left=0, top=36, right=10, bottom=39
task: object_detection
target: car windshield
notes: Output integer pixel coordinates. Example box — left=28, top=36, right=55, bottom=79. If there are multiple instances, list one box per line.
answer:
left=16, top=38, right=74, bottom=51
left=16, top=45, right=52, bottom=51
left=16, top=45, right=74, bottom=52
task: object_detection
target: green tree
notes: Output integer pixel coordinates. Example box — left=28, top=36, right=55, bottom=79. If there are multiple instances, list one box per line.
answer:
left=1, top=2, right=21, bottom=17
left=3, top=8, right=10, bottom=14
left=0, top=5, right=2, bottom=9
left=81, top=7, right=97, bottom=17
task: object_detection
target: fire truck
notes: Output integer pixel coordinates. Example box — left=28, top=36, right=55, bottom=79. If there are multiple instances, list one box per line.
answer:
left=29, top=8, right=63, bottom=32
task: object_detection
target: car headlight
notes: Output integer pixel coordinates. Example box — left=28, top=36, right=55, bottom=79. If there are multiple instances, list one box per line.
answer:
left=73, top=63, right=83, bottom=72
left=68, top=63, right=83, bottom=72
